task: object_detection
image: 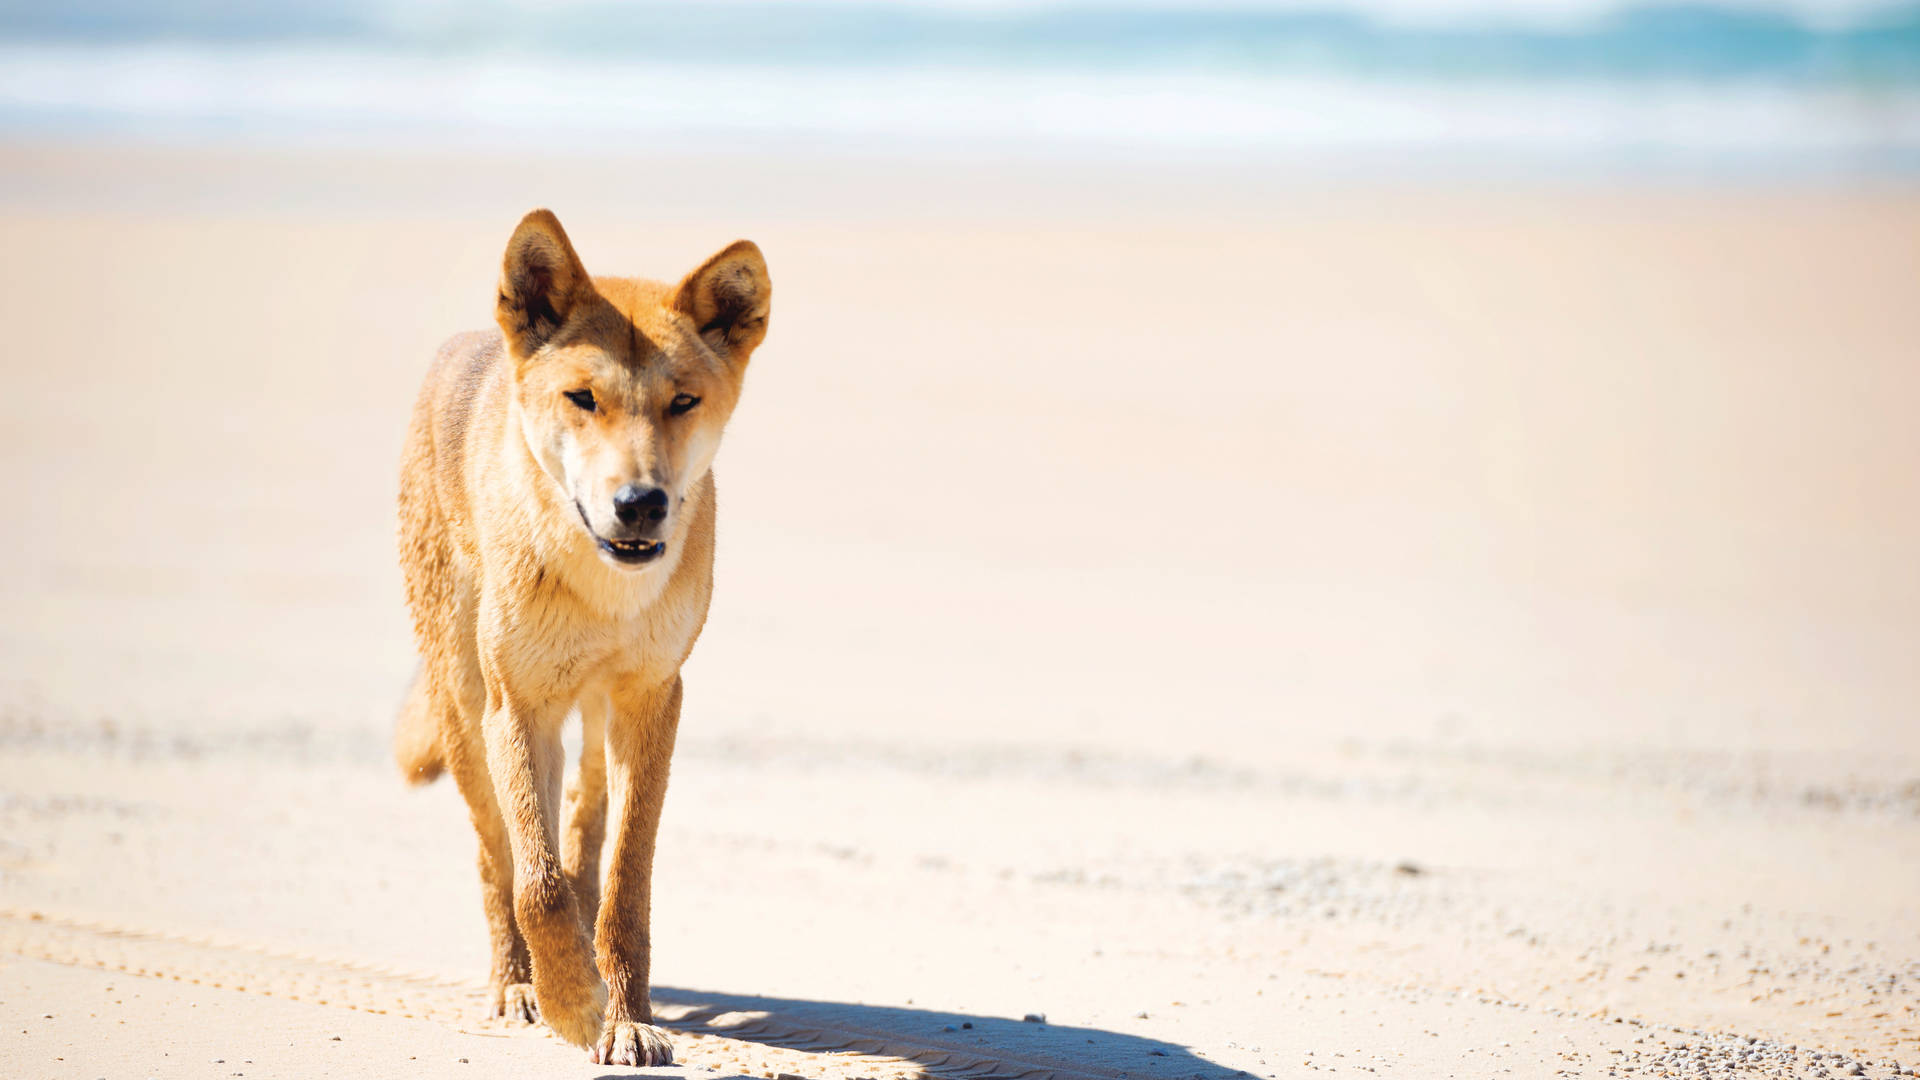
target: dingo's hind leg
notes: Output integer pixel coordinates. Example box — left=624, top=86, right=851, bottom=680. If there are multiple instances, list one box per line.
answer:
left=562, top=694, right=610, bottom=935
left=443, top=710, right=537, bottom=1024
left=430, top=607, right=537, bottom=1026
left=486, top=697, right=607, bottom=1047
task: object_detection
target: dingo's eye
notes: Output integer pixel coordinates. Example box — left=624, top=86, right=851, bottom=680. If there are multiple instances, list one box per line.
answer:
left=564, top=389, right=596, bottom=412
left=669, top=394, right=700, bottom=417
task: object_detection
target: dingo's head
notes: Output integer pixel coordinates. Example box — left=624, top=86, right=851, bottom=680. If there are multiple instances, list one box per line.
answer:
left=495, top=209, right=770, bottom=570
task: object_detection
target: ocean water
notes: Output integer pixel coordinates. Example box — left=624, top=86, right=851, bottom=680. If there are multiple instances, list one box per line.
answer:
left=1, top=1, right=1917, bottom=175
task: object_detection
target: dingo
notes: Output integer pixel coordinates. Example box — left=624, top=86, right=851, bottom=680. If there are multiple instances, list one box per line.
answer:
left=394, top=209, right=770, bottom=1064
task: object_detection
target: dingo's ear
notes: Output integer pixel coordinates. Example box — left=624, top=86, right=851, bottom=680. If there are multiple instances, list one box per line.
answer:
left=496, top=209, right=590, bottom=358
left=674, top=240, right=770, bottom=363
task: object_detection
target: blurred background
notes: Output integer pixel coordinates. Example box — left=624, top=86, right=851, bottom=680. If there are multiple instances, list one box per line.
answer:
left=1, top=0, right=1919, bottom=171
left=1, top=3, right=1917, bottom=1078
left=1, top=0, right=1916, bottom=753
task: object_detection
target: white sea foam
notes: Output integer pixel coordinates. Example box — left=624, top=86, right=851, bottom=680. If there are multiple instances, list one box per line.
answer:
left=2, top=42, right=1917, bottom=173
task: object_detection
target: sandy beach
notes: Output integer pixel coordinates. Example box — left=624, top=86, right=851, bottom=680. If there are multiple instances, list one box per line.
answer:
left=1, top=141, right=1917, bottom=1079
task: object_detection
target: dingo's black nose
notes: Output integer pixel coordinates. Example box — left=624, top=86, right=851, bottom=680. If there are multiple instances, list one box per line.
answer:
left=612, top=484, right=668, bottom=526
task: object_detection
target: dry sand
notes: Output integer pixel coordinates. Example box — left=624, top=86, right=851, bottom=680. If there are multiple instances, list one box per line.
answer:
left=1, top=142, right=1917, bottom=1079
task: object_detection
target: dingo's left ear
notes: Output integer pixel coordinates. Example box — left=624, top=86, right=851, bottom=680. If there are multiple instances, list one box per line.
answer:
left=497, top=209, right=591, bottom=359
left=674, top=240, right=770, bottom=363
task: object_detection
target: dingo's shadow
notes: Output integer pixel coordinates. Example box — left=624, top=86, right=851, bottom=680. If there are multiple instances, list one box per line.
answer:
left=610, top=987, right=1248, bottom=1080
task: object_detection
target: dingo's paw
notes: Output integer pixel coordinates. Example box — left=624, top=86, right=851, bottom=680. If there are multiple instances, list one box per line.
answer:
left=592, top=1020, right=675, bottom=1067
left=534, top=972, right=608, bottom=1048
left=490, top=981, right=539, bottom=1025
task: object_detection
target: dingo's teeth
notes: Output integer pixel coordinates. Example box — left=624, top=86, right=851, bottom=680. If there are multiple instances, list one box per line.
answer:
left=596, top=536, right=667, bottom=563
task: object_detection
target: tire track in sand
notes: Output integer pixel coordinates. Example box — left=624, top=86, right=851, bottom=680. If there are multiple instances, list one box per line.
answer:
left=0, top=908, right=1125, bottom=1080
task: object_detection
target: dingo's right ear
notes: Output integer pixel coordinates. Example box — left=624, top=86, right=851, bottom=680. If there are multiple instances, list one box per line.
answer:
left=674, top=240, right=770, bottom=365
left=496, top=209, right=590, bottom=358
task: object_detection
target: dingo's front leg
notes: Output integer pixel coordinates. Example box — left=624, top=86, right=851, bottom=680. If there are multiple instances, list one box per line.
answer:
left=482, top=691, right=607, bottom=1048
left=591, top=675, right=683, bottom=1067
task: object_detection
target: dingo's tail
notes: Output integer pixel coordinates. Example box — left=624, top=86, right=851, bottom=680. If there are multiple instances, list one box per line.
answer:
left=393, top=669, right=446, bottom=785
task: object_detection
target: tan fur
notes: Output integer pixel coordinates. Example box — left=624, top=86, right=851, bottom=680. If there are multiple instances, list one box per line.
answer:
left=395, top=210, right=770, bottom=1065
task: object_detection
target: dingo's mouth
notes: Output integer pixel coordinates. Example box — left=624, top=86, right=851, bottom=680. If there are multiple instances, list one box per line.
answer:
left=598, top=536, right=667, bottom=565
left=575, top=500, right=668, bottom=566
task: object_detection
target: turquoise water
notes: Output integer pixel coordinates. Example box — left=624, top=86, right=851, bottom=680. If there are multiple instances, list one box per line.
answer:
left=6, top=1, right=1919, bottom=82
left=2, top=1, right=1918, bottom=173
